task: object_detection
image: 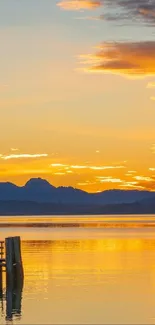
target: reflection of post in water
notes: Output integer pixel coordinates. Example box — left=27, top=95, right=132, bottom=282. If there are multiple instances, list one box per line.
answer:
left=6, top=276, right=23, bottom=320
left=0, top=240, right=5, bottom=310
left=0, top=266, right=3, bottom=315
left=5, top=236, right=24, bottom=321
left=0, top=260, right=2, bottom=297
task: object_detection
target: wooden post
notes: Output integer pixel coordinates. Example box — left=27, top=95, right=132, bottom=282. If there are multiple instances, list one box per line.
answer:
left=5, top=236, right=24, bottom=320
left=6, top=274, right=23, bottom=320
left=5, top=237, right=14, bottom=287
left=13, top=236, right=24, bottom=284
left=0, top=266, right=2, bottom=297
left=6, top=285, right=13, bottom=320
left=0, top=242, right=3, bottom=296
left=5, top=236, right=24, bottom=286
left=12, top=281, right=23, bottom=317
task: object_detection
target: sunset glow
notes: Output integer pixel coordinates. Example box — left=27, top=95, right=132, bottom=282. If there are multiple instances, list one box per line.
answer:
left=0, top=1, right=155, bottom=192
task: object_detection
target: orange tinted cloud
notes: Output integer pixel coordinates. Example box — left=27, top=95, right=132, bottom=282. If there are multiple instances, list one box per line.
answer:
left=57, top=0, right=102, bottom=10
left=80, top=41, right=155, bottom=77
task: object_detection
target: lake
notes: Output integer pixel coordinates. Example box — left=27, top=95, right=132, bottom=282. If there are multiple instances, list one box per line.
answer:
left=1, top=215, right=155, bottom=324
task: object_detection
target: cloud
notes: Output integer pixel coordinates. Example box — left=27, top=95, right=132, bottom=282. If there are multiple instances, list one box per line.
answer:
left=54, top=172, right=66, bottom=175
left=51, top=163, right=68, bottom=167
left=134, top=180, right=155, bottom=191
left=1, top=153, right=48, bottom=160
left=120, top=175, right=155, bottom=190
left=90, top=165, right=125, bottom=170
left=102, top=0, right=155, bottom=26
left=57, top=0, right=102, bottom=10
left=96, top=176, right=123, bottom=183
left=50, top=163, right=125, bottom=170
left=11, top=148, right=19, bottom=152
left=58, top=0, right=155, bottom=26
left=151, top=97, right=155, bottom=101
left=71, top=165, right=88, bottom=169
left=80, top=41, right=155, bottom=77
left=133, top=176, right=154, bottom=182
left=77, top=181, right=97, bottom=186
left=119, top=182, right=145, bottom=189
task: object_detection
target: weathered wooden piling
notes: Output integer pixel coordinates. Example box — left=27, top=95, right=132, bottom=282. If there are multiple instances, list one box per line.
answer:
left=4, top=236, right=24, bottom=320
left=6, top=279, right=23, bottom=320
left=5, top=236, right=24, bottom=285
left=13, top=236, right=24, bottom=283
left=5, top=237, right=14, bottom=286
left=0, top=241, right=5, bottom=295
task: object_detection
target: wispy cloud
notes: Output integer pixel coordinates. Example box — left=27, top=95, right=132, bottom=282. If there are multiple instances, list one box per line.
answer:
left=11, top=148, right=19, bottom=152
left=119, top=182, right=145, bottom=189
left=50, top=163, right=125, bottom=170
left=77, top=181, right=97, bottom=186
left=71, top=165, right=88, bottom=169
left=90, top=165, right=125, bottom=170
left=57, top=0, right=102, bottom=10
left=79, top=41, right=155, bottom=77
left=133, top=176, right=154, bottom=182
left=1, top=154, right=48, bottom=160
left=120, top=176, right=155, bottom=191
left=54, top=172, right=66, bottom=175
left=96, top=176, right=123, bottom=183
left=51, top=163, right=68, bottom=167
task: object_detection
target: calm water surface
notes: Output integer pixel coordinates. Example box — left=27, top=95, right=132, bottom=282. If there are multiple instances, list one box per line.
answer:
left=1, top=215, right=155, bottom=324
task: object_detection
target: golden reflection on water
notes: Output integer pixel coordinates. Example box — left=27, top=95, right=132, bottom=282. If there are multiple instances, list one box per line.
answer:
left=1, top=225, right=155, bottom=323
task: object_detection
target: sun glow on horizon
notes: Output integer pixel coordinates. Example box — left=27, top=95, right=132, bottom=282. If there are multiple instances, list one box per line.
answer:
left=0, top=1, right=155, bottom=193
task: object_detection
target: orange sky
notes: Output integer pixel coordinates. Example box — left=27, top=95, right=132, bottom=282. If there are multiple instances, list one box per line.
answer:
left=0, top=0, right=155, bottom=192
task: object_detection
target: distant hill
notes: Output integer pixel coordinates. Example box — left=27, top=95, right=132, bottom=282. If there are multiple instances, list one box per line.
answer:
left=0, top=178, right=154, bottom=206
left=0, top=178, right=154, bottom=215
left=0, top=198, right=154, bottom=215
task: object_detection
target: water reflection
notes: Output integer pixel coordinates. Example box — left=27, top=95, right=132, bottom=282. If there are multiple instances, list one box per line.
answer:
left=0, top=269, right=23, bottom=321
left=6, top=280, right=23, bottom=320
left=1, top=229, right=155, bottom=323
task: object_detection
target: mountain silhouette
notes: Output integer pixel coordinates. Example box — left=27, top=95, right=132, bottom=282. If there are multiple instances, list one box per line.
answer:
left=0, top=177, right=154, bottom=205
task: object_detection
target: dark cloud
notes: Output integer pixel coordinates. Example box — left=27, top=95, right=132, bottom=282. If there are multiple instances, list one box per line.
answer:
left=103, top=0, right=155, bottom=26
left=58, top=0, right=155, bottom=26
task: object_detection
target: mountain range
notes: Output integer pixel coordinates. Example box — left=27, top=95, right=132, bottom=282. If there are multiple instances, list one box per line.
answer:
left=0, top=178, right=154, bottom=215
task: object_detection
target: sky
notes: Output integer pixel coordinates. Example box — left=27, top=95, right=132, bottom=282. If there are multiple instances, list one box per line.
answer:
left=0, top=0, right=155, bottom=192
